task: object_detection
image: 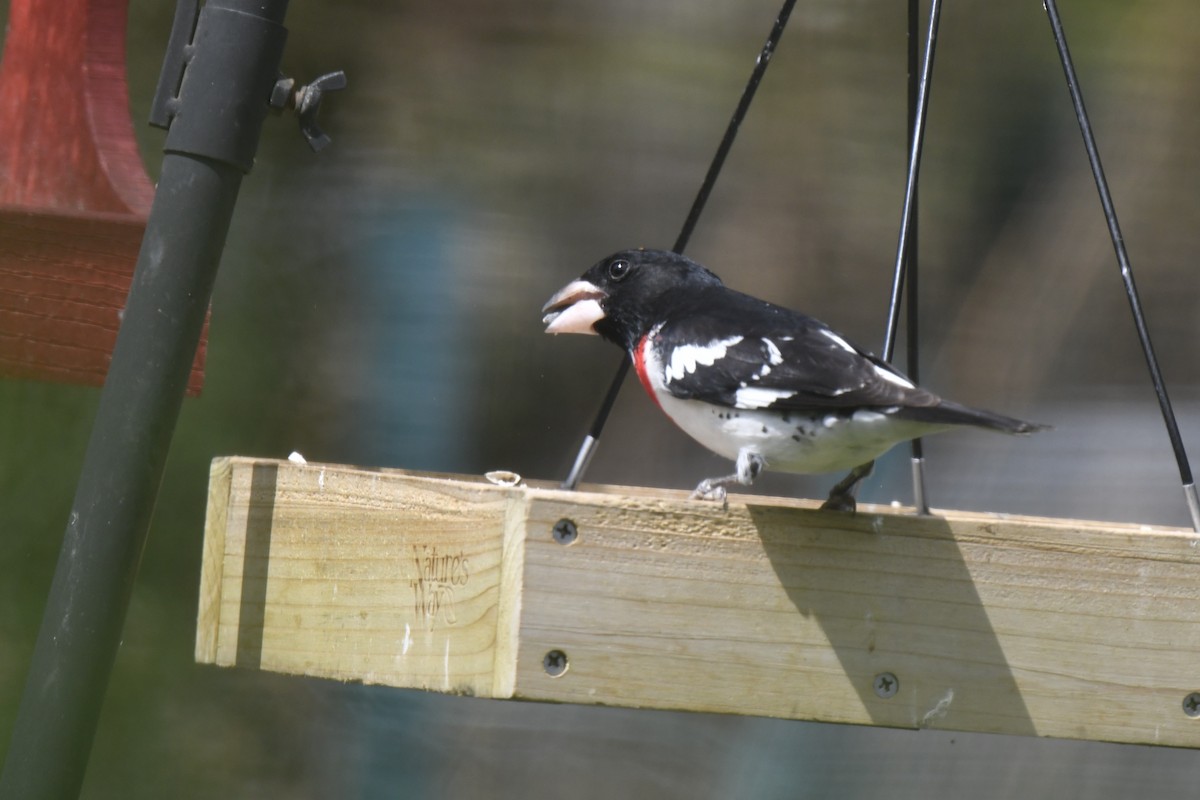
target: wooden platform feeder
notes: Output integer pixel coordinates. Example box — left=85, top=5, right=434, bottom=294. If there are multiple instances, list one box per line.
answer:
left=198, top=456, right=1200, bottom=748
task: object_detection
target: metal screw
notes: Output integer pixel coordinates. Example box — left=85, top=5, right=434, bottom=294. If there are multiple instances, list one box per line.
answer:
left=1184, top=692, right=1200, bottom=718
left=543, top=649, right=569, bottom=677
left=873, top=672, right=899, bottom=699
left=552, top=518, right=578, bottom=545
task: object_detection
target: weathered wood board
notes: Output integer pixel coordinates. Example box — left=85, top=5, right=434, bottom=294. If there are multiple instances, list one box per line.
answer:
left=198, top=456, right=1200, bottom=747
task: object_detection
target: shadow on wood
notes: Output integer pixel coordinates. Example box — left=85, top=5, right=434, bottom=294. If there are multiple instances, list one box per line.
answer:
left=754, top=506, right=1034, bottom=735
left=235, top=463, right=278, bottom=669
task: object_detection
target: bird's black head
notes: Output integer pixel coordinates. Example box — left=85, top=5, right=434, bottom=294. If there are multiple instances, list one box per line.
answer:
left=542, top=249, right=723, bottom=351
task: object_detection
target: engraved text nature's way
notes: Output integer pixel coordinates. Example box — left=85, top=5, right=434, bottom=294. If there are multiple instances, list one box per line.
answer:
left=410, top=545, right=469, bottom=628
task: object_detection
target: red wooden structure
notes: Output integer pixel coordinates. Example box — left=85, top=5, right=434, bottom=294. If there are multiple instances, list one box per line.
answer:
left=0, top=0, right=206, bottom=393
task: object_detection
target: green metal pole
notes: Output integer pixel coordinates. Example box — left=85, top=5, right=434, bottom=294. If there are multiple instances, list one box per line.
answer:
left=0, top=2, right=290, bottom=797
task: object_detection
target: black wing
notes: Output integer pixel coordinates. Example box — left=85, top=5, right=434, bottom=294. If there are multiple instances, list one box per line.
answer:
left=655, top=286, right=941, bottom=412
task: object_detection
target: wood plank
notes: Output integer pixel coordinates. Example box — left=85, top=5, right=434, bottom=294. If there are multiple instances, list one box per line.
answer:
left=196, top=458, right=233, bottom=664
left=198, top=458, right=522, bottom=696
left=198, top=457, right=1200, bottom=748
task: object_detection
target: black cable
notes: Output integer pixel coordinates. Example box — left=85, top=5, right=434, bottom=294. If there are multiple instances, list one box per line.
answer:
left=904, top=0, right=921, bottom=394
left=672, top=0, right=797, bottom=255
left=1043, top=0, right=1200, bottom=530
left=885, top=0, right=940, bottom=512
left=883, top=0, right=940, bottom=363
left=562, top=0, right=798, bottom=489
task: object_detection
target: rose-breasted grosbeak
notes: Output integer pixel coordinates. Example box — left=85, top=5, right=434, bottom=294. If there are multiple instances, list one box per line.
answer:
left=542, top=249, right=1047, bottom=511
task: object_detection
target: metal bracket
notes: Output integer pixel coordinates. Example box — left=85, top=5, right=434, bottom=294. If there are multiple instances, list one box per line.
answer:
left=270, top=70, right=348, bottom=152
left=148, top=0, right=200, bottom=130
left=149, top=0, right=343, bottom=165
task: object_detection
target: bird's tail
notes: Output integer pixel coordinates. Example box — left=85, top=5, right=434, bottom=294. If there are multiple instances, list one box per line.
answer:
left=895, top=400, right=1050, bottom=435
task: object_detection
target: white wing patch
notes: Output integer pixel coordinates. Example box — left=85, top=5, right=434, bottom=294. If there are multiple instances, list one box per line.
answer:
left=762, top=338, right=784, bottom=365
left=820, top=329, right=857, bottom=353
left=665, top=336, right=744, bottom=383
left=744, top=338, right=783, bottom=382
left=734, top=386, right=795, bottom=409
left=872, top=363, right=915, bottom=389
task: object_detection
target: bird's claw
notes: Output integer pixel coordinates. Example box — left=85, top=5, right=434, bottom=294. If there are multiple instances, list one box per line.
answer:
left=820, top=493, right=857, bottom=513
left=690, top=480, right=729, bottom=509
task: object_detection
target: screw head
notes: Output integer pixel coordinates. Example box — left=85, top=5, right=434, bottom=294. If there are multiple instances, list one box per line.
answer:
left=552, top=518, right=578, bottom=545
left=543, top=649, right=569, bottom=677
left=1184, top=692, right=1200, bottom=718
left=873, top=672, right=899, bottom=699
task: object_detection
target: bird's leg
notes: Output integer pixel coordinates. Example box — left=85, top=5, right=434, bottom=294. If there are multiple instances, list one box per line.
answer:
left=691, top=450, right=765, bottom=508
left=821, top=460, right=875, bottom=513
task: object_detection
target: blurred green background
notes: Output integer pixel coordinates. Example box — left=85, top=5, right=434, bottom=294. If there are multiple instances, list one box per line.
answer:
left=3, top=0, right=1200, bottom=796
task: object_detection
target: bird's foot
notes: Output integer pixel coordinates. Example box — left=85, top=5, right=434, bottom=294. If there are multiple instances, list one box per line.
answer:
left=820, top=460, right=874, bottom=514
left=689, top=450, right=764, bottom=510
left=820, top=492, right=857, bottom=513
left=690, top=479, right=729, bottom=509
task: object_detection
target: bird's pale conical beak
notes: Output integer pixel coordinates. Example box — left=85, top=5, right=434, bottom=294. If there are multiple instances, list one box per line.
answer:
left=541, top=280, right=606, bottom=335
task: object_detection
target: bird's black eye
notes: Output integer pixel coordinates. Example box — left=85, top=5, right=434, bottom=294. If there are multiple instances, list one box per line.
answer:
left=607, top=259, right=631, bottom=281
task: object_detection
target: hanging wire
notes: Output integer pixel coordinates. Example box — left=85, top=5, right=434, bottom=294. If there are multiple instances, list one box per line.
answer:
left=882, top=0, right=940, bottom=362
left=562, top=0, right=798, bottom=490
left=1043, top=0, right=1200, bottom=531
left=904, top=0, right=928, bottom=514
left=883, top=0, right=942, bottom=513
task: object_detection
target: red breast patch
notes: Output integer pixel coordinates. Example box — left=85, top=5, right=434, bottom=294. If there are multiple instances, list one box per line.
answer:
left=632, top=335, right=663, bottom=410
